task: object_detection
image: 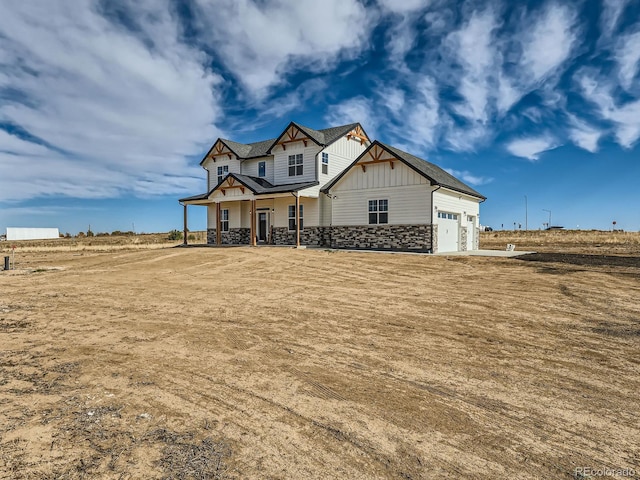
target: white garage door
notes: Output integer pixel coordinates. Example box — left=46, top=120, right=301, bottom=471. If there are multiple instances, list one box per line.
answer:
left=437, top=211, right=459, bottom=252
left=466, top=215, right=475, bottom=251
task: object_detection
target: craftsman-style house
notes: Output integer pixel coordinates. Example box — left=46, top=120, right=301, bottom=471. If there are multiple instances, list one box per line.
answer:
left=179, top=121, right=485, bottom=252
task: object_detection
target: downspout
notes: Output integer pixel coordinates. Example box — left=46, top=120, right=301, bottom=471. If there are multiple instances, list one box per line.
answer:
left=430, top=185, right=442, bottom=253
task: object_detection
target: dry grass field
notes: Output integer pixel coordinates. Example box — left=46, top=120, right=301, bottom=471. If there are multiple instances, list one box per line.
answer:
left=1, top=231, right=639, bottom=479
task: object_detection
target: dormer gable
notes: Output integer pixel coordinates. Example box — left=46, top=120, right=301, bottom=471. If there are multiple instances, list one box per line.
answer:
left=267, top=122, right=322, bottom=153
left=200, top=139, right=240, bottom=166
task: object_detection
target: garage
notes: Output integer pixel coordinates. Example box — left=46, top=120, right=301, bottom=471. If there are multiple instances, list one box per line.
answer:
left=437, top=211, right=459, bottom=252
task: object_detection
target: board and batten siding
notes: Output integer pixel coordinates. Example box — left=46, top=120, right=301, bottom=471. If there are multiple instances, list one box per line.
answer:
left=272, top=197, right=320, bottom=228
left=241, top=156, right=274, bottom=184
left=330, top=160, right=433, bottom=226
left=319, top=136, right=368, bottom=186
left=433, top=189, right=480, bottom=218
left=272, top=141, right=321, bottom=186
left=203, top=156, right=241, bottom=191
left=332, top=152, right=431, bottom=191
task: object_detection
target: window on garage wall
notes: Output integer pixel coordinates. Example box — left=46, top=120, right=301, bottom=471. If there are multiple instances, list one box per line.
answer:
left=368, top=199, right=388, bottom=224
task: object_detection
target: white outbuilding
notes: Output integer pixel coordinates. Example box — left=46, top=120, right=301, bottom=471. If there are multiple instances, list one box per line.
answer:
left=5, top=227, right=60, bottom=241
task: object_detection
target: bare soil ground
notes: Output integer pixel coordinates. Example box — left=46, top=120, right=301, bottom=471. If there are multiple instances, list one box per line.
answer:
left=1, top=235, right=639, bottom=478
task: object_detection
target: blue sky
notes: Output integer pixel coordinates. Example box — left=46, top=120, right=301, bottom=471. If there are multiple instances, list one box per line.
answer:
left=1, top=0, right=640, bottom=234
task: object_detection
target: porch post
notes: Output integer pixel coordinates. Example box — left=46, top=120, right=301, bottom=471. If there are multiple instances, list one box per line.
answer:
left=295, top=193, right=300, bottom=248
left=250, top=199, right=257, bottom=246
left=216, top=202, right=221, bottom=246
left=183, top=204, right=188, bottom=246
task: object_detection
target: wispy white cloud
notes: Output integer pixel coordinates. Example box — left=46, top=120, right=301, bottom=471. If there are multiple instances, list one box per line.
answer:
left=567, top=114, right=604, bottom=153
left=505, top=135, right=560, bottom=161
left=445, top=8, right=498, bottom=124
left=0, top=1, right=222, bottom=202
left=444, top=168, right=493, bottom=186
left=193, top=0, right=373, bottom=97
left=497, top=3, right=580, bottom=114
left=404, top=77, right=441, bottom=149
left=521, top=3, right=579, bottom=83
left=578, top=73, right=640, bottom=149
left=600, top=0, right=629, bottom=39
left=325, top=96, right=377, bottom=138
left=615, top=29, right=640, bottom=90
left=377, top=0, right=428, bottom=15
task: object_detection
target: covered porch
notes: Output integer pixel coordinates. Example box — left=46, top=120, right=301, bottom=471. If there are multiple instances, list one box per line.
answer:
left=179, top=174, right=320, bottom=248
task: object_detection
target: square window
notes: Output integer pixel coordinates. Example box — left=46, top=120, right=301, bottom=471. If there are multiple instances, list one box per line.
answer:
left=368, top=199, right=388, bottom=224
left=288, top=154, right=303, bottom=176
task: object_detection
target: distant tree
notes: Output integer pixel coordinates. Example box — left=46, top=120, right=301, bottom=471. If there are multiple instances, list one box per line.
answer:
left=64, top=232, right=71, bottom=238
left=86, top=229, right=94, bottom=237
left=77, top=231, right=86, bottom=238
left=167, top=229, right=183, bottom=241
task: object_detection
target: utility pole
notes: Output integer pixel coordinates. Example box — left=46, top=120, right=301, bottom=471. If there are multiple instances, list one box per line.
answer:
left=524, top=195, right=528, bottom=231
left=543, top=209, right=551, bottom=229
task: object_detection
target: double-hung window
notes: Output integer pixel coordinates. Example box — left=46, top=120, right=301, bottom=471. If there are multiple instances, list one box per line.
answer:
left=321, top=152, right=329, bottom=174
left=288, top=204, right=304, bottom=231
left=220, top=209, right=229, bottom=232
left=368, top=199, right=388, bottom=225
left=258, top=161, right=266, bottom=178
left=288, top=154, right=303, bottom=176
left=217, top=165, right=229, bottom=184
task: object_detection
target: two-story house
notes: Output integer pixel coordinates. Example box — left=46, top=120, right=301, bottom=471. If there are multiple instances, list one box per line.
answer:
left=179, top=122, right=371, bottom=247
left=179, top=121, right=485, bottom=252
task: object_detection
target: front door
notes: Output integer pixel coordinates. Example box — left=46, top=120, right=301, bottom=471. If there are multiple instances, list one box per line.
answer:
left=258, top=212, right=267, bottom=243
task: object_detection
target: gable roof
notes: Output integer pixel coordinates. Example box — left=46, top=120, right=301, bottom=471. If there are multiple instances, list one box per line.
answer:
left=321, top=141, right=486, bottom=199
left=266, top=121, right=365, bottom=154
left=199, top=122, right=368, bottom=166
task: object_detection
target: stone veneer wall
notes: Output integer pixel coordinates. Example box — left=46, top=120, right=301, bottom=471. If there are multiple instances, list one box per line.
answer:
left=272, top=227, right=324, bottom=246
left=221, top=228, right=249, bottom=245
left=329, top=224, right=434, bottom=252
left=460, top=226, right=468, bottom=252
left=207, top=228, right=216, bottom=244
left=207, top=225, right=441, bottom=251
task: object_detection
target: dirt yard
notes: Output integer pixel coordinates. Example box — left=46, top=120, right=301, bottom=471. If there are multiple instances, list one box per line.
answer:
left=1, top=240, right=639, bottom=478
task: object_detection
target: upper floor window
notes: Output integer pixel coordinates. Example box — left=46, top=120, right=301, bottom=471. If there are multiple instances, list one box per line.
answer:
left=288, top=154, right=303, bottom=176
left=288, top=204, right=304, bottom=231
left=217, top=165, right=229, bottom=184
left=221, top=209, right=229, bottom=232
left=368, top=199, right=388, bottom=225
left=321, top=152, right=329, bottom=174
left=258, top=161, right=266, bottom=178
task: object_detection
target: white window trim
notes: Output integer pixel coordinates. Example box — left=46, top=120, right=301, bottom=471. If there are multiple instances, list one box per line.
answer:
left=368, top=199, right=388, bottom=225
left=321, top=152, right=329, bottom=174
left=258, top=161, right=266, bottom=178
left=217, top=165, right=229, bottom=184
left=288, top=154, right=303, bottom=177
left=221, top=209, right=229, bottom=232
left=288, top=204, right=304, bottom=231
